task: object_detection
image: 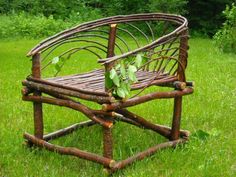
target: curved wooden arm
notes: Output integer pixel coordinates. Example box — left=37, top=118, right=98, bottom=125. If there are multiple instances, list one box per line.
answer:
left=27, top=13, right=187, bottom=57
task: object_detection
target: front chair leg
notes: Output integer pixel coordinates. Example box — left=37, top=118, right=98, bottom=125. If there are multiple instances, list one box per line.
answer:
left=170, top=96, right=182, bottom=140
left=33, top=91, right=44, bottom=139
left=103, top=127, right=113, bottom=158
left=32, top=53, right=44, bottom=140
left=26, top=91, right=44, bottom=147
left=103, top=126, right=113, bottom=173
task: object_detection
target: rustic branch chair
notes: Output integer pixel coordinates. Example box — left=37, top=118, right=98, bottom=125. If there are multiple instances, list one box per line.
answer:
left=22, top=13, right=194, bottom=173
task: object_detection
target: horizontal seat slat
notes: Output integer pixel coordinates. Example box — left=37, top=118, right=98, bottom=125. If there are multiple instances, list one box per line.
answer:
left=40, top=69, right=178, bottom=95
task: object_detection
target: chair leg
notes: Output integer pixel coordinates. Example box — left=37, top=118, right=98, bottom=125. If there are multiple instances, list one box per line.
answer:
left=103, top=126, right=113, bottom=174
left=170, top=97, right=182, bottom=140
left=103, top=127, right=113, bottom=159
left=33, top=91, right=44, bottom=139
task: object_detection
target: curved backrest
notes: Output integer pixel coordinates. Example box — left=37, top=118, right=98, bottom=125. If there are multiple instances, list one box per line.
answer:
left=28, top=13, right=189, bottom=80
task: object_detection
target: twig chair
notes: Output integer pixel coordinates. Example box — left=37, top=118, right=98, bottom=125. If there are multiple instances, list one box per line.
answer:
left=22, top=13, right=194, bottom=173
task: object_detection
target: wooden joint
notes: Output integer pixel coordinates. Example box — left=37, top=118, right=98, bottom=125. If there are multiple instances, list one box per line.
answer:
left=107, top=122, right=113, bottom=128
left=21, top=87, right=33, bottom=96
left=102, top=104, right=108, bottom=111
left=110, top=24, right=117, bottom=28
left=173, top=81, right=186, bottom=90
left=109, top=160, right=116, bottom=168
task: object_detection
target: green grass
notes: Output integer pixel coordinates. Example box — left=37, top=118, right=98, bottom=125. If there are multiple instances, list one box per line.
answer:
left=0, top=38, right=236, bottom=177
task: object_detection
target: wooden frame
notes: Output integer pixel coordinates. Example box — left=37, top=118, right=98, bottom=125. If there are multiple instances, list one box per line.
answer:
left=22, top=13, right=194, bottom=173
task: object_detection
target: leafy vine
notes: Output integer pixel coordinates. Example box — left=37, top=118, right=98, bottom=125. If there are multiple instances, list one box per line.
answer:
left=51, top=56, right=70, bottom=76
left=105, top=53, right=148, bottom=99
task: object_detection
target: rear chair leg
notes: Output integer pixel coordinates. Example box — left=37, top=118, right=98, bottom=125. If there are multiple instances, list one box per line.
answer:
left=170, top=97, right=182, bottom=140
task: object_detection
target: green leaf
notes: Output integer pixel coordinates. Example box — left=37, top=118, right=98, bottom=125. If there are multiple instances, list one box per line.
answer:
left=117, top=87, right=126, bottom=98
left=109, top=68, right=117, bottom=79
left=129, top=73, right=137, bottom=82
left=125, top=82, right=131, bottom=92
left=135, top=54, right=143, bottom=68
left=128, top=65, right=137, bottom=82
left=105, top=71, right=113, bottom=89
left=115, top=64, right=121, bottom=70
left=121, top=82, right=130, bottom=96
left=120, top=63, right=126, bottom=78
left=112, top=74, right=120, bottom=86
left=52, top=56, right=59, bottom=64
left=128, top=65, right=137, bottom=72
left=110, top=68, right=120, bottom=86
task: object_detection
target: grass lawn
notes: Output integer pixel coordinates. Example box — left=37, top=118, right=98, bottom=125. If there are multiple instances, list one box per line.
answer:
left=0, top=38, right=236, bottom=177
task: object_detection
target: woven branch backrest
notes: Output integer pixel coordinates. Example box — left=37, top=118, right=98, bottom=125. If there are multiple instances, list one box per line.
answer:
left=28, top=13, right=188, bottom=80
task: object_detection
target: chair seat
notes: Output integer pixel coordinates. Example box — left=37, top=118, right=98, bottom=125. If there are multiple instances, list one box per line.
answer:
left=43, top=69, right=178, bottom=95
